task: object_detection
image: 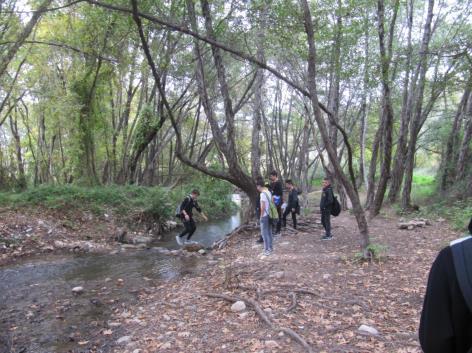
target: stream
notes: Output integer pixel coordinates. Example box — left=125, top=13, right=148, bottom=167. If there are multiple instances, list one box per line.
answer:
left=0, top=195, right=242, bottom=353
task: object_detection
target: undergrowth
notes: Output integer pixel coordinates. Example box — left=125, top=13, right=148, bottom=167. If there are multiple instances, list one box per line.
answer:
left=0, top=177, right=237, bottom=224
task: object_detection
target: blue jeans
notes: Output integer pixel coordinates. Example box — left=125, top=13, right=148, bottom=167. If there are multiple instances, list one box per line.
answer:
left=260, top=216, right=273, bottom=251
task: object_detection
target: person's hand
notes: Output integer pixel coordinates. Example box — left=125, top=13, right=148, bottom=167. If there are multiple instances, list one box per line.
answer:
left=202, top=214, right=208, bottom=221
left=184, top=214, right=190, bottom=221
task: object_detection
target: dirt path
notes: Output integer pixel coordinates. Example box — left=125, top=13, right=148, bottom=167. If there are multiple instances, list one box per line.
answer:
left=103, top=211, right=460, bottom=353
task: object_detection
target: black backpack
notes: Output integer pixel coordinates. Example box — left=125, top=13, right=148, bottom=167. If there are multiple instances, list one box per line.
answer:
left=451, top=236, right=472, bottom=353
left=175, top=196, right=191, bottom=218
left=331, top=196, right=341, bottom=217
left=451, top=236, right=472, bottom=312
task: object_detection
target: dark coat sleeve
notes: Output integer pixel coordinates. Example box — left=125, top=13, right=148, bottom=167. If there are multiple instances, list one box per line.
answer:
left=419, top=247, right=456, bottom=353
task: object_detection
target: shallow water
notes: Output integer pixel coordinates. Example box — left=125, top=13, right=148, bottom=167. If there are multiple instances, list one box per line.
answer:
left=0, top=195, right=241, bottom=353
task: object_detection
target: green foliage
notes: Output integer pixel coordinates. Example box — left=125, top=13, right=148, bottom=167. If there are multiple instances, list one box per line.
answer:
left=0, top=178, right=236, bottom=224
left=410, top=174, right=436, bottom=203
left=418, top=198, right=472, bottom=232
left=356, top=243, right=388, bottom=262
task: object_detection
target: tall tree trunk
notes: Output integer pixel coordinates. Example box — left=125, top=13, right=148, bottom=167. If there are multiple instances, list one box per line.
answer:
left=401, top=0, right=435, bottom=209
left=456, top=91, right=472, bottom=182
left=300, top=0, right=370, bottom=253
left=251, top=3, right=267, bottom=179
left=359, top=8, right=370, bottom=190
left=370, top=0, right=397, bottom=218
left=440, top=85, right=470, bottom=190
left=8, top=109, right=26, bottom=189
left=388, top=0, right=414, bottom=203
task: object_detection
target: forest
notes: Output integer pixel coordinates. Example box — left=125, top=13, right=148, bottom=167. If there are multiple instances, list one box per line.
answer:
left=1, top=1, right=472, bottom=353
left=1, top=0, right=471, bottom=252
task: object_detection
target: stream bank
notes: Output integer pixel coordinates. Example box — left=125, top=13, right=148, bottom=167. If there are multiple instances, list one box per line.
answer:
left=0, top=195, right=243, bottom=353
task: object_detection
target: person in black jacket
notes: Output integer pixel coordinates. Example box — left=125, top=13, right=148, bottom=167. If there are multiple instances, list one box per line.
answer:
left=320, top=177, right=334, bottom=240
left=419, top=217, right=472, bottom=353
left=269, top=171, right=283, bottom=234
left=176, top=189, right=207, bottom=245
left=282, top=179, right=299, bottom=230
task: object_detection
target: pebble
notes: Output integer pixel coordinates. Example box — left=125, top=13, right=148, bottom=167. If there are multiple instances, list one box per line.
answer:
left=239, top=312, right=249, bottom=319
left=265, top=340, right=279, bottom=348
left=231, top=301, right=246, bottom=312
left=160, top=342, right=172, bottom=349
left=358, top=324, right=379, bottom=336
left=72, top=286, right=84, bottom=294
left=273, top=271, right=284, bottom=279
left=116, top=336, right=132, bottom=344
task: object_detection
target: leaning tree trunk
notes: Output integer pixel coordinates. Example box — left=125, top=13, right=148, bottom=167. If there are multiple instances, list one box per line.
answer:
left=300, top=0, right=370, bottom=254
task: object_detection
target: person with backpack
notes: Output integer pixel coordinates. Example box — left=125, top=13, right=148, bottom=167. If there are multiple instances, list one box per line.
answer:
left=269, top=171, right=283, bottom=235
left=282, top=179, right=300, bottom=230
left=419, top=217, right=472, bottom=353
left=320, top=177, right=334, bottom=240
left=256, top=179, right=274, bottom=256
left=175, top=189, right=207, bottom=245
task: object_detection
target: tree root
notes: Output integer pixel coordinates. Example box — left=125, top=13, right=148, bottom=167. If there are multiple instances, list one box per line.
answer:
left=212, top=224, right=257, bottom=249
left=286, top=292, right=298, bottom=312
left=205, top=292, right=315, bottom=353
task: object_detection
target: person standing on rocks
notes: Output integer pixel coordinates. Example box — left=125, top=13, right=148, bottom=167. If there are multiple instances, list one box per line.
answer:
left=320, top=177, right=334, bottom=240
left=419, top=217, right=472, bottom=353
left=176, top=189, right=207, bottom=245
left=256, top=179, right=273, bottom=256
left=269, top=171, right=283, bottom=235
left=282, top=179, right=299, bottom=230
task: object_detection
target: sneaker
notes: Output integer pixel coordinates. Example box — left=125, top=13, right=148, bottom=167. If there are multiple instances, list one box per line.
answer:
left=321, top=235, right=333, bottom=240
left=256, top=238, right=264, bottom=244
left=263, top=250, right=271, bottom=256
left=176, top=235, right=183, bottom=245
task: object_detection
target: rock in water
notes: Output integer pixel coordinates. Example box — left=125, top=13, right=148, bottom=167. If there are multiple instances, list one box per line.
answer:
left=72, top=286, right=84, bottom=294
left=231, top=301, right=246, bottom=312
left=358, top=324, right=379, bottom=336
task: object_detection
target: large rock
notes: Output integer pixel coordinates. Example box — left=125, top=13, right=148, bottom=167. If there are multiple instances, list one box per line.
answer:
left=131, top=236, right=152, bottom=245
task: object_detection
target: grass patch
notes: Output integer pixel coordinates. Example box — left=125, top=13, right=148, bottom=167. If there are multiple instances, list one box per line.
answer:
left=417, top=198, right=472, bottom=232
left=411, top=174, right=436, bottom=203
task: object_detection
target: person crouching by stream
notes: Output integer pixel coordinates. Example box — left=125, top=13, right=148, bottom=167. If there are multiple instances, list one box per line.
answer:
left=176, top=189, right=207, bottom=245
left=256, top=179, right=273, bottom=256
left=283, top=179, right=300, bottom=230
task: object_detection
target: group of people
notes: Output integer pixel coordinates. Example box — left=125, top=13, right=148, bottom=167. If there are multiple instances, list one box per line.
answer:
left=174, top=176, right=472, bottom=352
left=254, top=171, right=335, bottom=256
left=174, top=171, right=336, bottom=255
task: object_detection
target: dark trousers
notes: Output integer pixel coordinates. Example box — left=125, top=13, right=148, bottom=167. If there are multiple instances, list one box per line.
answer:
left=272, top=204, right=282, bottom=234
left=282, top=208, right=297, bottom=229
left=179, top=218, right=196, bottom=240
left=321, top=209, right=331, bottom=236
